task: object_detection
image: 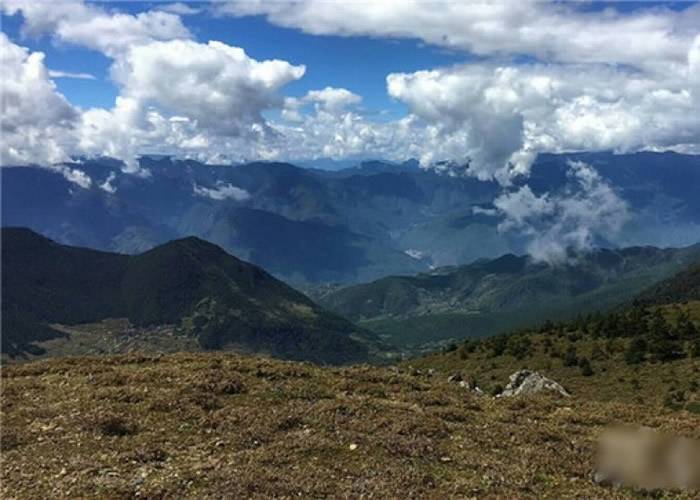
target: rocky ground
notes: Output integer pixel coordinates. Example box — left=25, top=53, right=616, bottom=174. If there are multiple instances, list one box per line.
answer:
left=2, top=352, right=699, bottom=498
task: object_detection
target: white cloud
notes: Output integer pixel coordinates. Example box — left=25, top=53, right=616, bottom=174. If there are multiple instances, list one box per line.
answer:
left=58, top=166, right=92, bottom=189
left=386, top=66, right=528, bottom=182
left=219, top=1, right=699, bottom=72
left=48, top=70, right=96, bottom=80
left=494, top=161, right=630, bottom=264
left=1, top=0, right=191, bottom=57
left=1, top=0, right=306, bottom=172
left=303, top=87, right=362, bottom=113
left=99, top=172, right=117, bottom=194
left=193, top=182, right=251, bottom=202
left=112, top=39, right=305, bottom=137
left=280, top=88, right=361, bottom=123
left=690, top=34, right=700, bottom=97
left=157, top=3, right=201, bottom=16
left=385, top=60, right=700, bottom=183
left=217, top=1, right=700, bottom=179
left=0, top=33, right=78, bottom=166
left=77, top=39, right=306, bottom=170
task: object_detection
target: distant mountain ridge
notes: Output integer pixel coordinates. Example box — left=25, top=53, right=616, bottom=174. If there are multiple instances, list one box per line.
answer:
left=1, top=228, right=380, bottom=364
left=3, top=152, right=699, bottom=284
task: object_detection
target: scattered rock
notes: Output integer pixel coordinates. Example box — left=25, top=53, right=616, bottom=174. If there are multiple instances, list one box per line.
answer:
left=592, top=470, right=618, bottom=487
left=349, top=443, right=358, bottom=451
left=498, top=370, right=570, bottom=398
left=448, top=372, right=485, bottom=395
left=458, top=380, right=485, bottom=395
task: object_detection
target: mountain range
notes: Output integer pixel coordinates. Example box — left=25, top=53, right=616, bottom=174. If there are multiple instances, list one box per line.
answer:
left=5, top=225, right=700, bottom=363
left=3, top=152, right=700, bottom=285
left=1, top=228, right=380, bottom=363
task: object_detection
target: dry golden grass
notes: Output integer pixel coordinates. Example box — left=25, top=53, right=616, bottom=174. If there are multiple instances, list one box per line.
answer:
left=2, top=352, right=699, bottom=498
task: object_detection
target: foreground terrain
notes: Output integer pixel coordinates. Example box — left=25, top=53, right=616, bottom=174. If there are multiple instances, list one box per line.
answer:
left=2, top=352, right=699, bottom=498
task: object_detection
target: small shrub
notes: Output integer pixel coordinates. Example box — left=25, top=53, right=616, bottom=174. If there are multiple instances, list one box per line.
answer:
left=131, top=447, right=169, bottom=463
left=462, top=340, right=477, bottom=354
left=444, top=343, right=458, bottom=353
left=217, top=378, right=246, bottom=395
left=578, top=357, right=594, bottom=377
left=0, top=428, right=23, bottom=451
left=563, top=345, right=578, bottom=367
left=277, top=416, right=304, bottom=432
left=624, top=339, right=646, bottom=365
left=663, top=389, right=686, bottom=410
left=591, top=345, right=607, bottom=361
left=187, top=393, right=222, bottom=411
left=97, top=414, right=137, bottom=437
left=689, top=338, right=700, bottom=358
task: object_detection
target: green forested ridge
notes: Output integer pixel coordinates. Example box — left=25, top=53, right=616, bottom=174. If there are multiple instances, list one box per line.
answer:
left=1, top=228, right=378, bottom=364
left=320, top=246, right=700, bottom=352
left=636, top=260, right=700, bottom=306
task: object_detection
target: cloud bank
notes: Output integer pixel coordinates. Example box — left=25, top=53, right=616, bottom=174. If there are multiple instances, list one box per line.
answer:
left=2, top=0, right=698, bottom=187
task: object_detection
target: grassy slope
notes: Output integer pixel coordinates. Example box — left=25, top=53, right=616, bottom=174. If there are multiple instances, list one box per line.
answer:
left=409, top=301, right=700, bottom=408
left=2, top=352, right=699, bottom=498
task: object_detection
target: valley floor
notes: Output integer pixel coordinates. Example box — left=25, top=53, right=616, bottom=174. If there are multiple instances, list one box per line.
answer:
left=2, top=353, right=699, bottom=498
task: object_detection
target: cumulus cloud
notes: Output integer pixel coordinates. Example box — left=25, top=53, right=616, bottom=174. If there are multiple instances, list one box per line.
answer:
left=111, top=39, right=305, bottom=137
left=193, top=182, right=251, bottom=202
left=219, top=1, right=699, bottom=71
left=219, top=1, right=700, bottom=181
left=2, top=1, right=308, bottom=171
left=386, top=61, right=700, bottom=183
left=0, top=33, right=78, bottom=166
left=386, top=66, right=528, bottom=182
left=76, top=39, right=306, bottom=170
left=2, top=0, right=191, bottom=57
left=303, top=87, right=362, bottom=113
left=272, top=98, right=422, bottom=162
left=493, top=161, right=630, bottom=264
